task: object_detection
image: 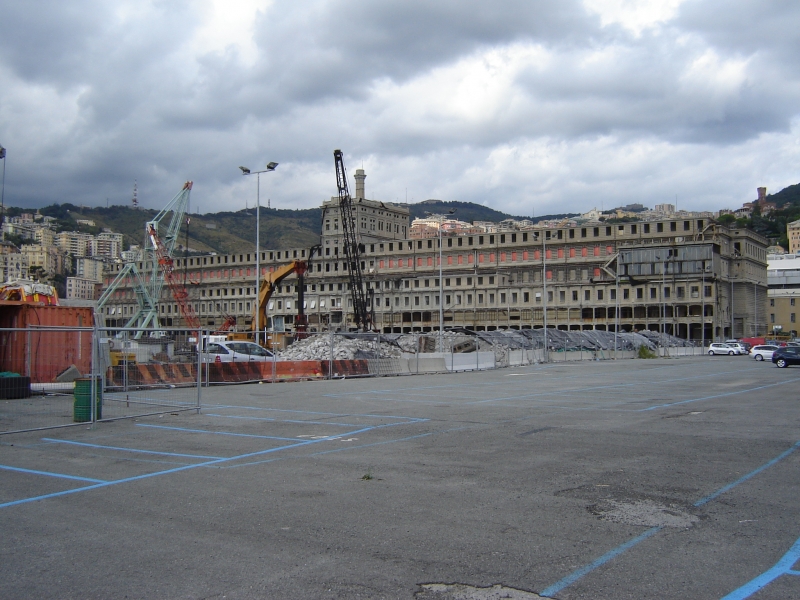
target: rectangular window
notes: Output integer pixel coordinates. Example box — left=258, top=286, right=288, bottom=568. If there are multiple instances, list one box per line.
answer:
left=598, top=290, right=604, bottom=300
left=637, top=288, right=644, bottom=299
left=771, top=313, right=775, bottom=323
left=664, top=287, right=670, bottom=298
left=792, top=298, right=796, bottom=307
left=610, top=289, right=616, bottom=300
left=584, top=290, right=590, bottom=301
left=770, top=299, right=775, bottom=307
left=704, top=286, right=712, bottom=298
left=792, top=313, right=796, bottom=323
left=559, top=291, right=565, bottom=302
left=572, top=290, right=578, bottom=301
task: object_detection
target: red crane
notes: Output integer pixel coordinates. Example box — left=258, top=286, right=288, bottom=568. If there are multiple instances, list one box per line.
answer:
left=146, top=223, right=201, bottom=330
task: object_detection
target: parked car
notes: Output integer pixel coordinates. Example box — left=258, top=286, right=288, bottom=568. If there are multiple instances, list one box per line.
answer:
left=772, top=347, right=800, bottom=368
left=202, top=341, right=277, bottom=363
left=725, top=339, right=751, bottom=352
left=727, top=342, right=748, bottom=354
left=750, top=345, right=780, bottom=361
left=708, top=343, right=740, bottom=356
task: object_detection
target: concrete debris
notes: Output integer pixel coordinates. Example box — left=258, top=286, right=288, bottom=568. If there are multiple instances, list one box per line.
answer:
left=277, top=328, right=698, bottom=361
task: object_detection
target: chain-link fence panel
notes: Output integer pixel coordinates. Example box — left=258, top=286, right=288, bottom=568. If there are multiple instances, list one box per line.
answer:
left=98, top=327, right=201, bottom=422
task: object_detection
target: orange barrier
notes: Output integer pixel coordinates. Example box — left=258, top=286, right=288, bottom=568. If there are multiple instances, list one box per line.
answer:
left=106, top=359, right=368, bottom=387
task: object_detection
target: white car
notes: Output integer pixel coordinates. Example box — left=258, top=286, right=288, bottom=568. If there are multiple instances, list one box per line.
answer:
left=202, top=341, right=277, bottom=363
left=708, top=343, right=739, bottom=356
left=725, top=342, right=748, bottom=355
left=750, top=345, right=780, bottom=361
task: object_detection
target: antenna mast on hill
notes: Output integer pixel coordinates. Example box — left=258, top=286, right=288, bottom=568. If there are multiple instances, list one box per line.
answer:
left=132, top=180, right=139, bottom=209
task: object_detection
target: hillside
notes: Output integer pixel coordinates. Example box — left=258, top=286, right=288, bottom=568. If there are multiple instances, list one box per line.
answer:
left=37, top=200, right=559, bottom=255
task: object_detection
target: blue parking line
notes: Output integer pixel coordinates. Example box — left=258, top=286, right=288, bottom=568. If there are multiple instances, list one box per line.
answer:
left=0, top=464, right=106, bottom=483
left=694, top=440, right=800, bottom=507
left=203, top=404, right=427, bottom=422
left=541, top=527, right=662, bottom=597
left=641, top=379, right=800, bottom=411
left=0, top=426, right=375, bottom=509
left=42, top=438, right=224, bottom=460
left=204, top=413, right=362, bottom=427
left=135, top=424, right=302, bottom=442
left=538, top=439, right=800, bottom=597
left=465, top=367, right=764, bottom=405
left=721, top=536, right=800, bottom=599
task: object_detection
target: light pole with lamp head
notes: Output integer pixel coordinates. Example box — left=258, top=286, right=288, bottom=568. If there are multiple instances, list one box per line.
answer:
left=0, top=144, right=6, bottom=243
left=240, top=162, right=278, bottom=345
left=425, top=208, right=455, bottom=349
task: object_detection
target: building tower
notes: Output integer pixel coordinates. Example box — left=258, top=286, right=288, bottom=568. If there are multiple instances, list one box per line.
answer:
left=354, top=169, right=366, bottom=199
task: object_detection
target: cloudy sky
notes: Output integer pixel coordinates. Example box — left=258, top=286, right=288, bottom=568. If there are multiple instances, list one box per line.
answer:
left=1, top=0, right=799, bottom=217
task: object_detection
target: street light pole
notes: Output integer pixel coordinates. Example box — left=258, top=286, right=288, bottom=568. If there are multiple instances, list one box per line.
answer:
left=240, top=162, right=278, bottom=345
left=0, top=144, right=6, bottom=243
left=426, top=209, right=454, bottom=350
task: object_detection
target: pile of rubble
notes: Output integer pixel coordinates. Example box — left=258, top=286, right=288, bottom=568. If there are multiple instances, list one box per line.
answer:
left=277, top=334, right=403, bottom=361
left=277, top=328, right=698, bottom=362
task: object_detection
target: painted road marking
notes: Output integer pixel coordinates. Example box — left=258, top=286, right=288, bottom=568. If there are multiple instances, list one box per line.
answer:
left=540, top=440, right=800, bottom=597
left=721, top=536, right=800, bottom=599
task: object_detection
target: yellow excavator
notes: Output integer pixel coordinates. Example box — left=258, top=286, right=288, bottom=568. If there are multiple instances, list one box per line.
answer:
left=229, top=245, right=320, bottom=349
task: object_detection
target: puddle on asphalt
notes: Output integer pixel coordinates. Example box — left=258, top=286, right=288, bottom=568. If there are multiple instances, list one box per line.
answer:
left=416, top=583, right=548, bottom=599
left=589, top=498, right=699, bottom=528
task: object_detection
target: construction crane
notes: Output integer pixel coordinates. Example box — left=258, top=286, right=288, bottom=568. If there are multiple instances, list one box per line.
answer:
left=333, top=149, right=372, bottom=331
left=146, top=220, right=200, bottom=331
left=97, top=181, right=193, bottom=337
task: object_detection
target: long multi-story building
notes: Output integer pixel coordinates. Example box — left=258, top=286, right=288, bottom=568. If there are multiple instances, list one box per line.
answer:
left=100, top=217, right=768, bottom=342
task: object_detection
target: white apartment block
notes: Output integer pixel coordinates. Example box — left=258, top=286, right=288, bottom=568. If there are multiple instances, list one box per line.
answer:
left=87, top=238, right=120, bottom=259
left=34, top=227, right=56, bottom=246
left=56, top=231, right=93, bottom=257
left=66, top=276, right=101, bottom=300
left=75, top=257, right=105, bottom=282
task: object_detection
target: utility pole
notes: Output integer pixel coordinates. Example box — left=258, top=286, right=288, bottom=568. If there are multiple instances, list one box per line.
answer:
left=543, top=230, right=548, bottom=361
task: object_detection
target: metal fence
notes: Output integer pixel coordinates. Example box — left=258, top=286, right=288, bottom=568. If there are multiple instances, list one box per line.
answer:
left=0, top=325, right=705, bottom=435
left=0, top=326, right=201, bottom=435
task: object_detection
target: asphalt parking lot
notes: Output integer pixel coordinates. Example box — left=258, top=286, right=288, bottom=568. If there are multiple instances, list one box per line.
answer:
left=2, top=355, right=799, bottom=599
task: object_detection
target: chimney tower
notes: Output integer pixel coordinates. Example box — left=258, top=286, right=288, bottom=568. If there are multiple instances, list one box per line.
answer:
left=354, top=169, right=366, bottom=199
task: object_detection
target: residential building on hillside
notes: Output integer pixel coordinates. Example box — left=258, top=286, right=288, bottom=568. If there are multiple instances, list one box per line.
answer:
left=75, top=257, right=105, bottom=282
left=20, top=244, right=69, bottom=277
left=787, top=219, right=800, bottom=254
left=0, top=251, right=29, bottom=282
left=66, top=276, right=102, bottom=300
left=56, top=231, right=93, bottom=257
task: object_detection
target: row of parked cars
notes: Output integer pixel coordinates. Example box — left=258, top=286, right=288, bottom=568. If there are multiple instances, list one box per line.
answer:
left=707, top=340, right=800, bottom=367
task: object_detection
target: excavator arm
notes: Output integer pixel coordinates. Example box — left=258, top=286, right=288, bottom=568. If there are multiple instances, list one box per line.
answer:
left=252, top=260, right=305, bottom=335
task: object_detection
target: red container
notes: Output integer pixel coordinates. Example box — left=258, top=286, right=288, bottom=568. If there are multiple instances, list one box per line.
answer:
left=0, top=303, right=94, bottom=383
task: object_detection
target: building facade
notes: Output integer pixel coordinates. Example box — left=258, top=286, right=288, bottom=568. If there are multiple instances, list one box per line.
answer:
left=100, top=215, right=768, bottom=342
left=66, top=276, right=102, bottom=300
left=767, top=253, right=800, bottom=337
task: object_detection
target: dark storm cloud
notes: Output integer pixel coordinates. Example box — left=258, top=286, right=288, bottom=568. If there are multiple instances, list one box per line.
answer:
left=0, top=0, right=798, bottom=215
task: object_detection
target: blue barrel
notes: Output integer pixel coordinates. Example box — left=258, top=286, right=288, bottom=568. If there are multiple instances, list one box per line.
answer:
left=73, top=377, right=102, bottom=422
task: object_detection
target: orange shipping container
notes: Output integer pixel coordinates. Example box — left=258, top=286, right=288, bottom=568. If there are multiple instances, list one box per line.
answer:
left=0, top=303, right=94, bottom=383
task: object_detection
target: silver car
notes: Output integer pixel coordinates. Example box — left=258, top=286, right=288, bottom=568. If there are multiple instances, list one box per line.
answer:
left=708, top=343, right=738, bottom=356
left=202, top=341, right=277, bottom=363
left=750, top=345, right=780, bottom=361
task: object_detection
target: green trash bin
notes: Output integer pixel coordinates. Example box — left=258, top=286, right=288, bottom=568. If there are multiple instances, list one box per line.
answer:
left=73, top=377, right=102, bottom=422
